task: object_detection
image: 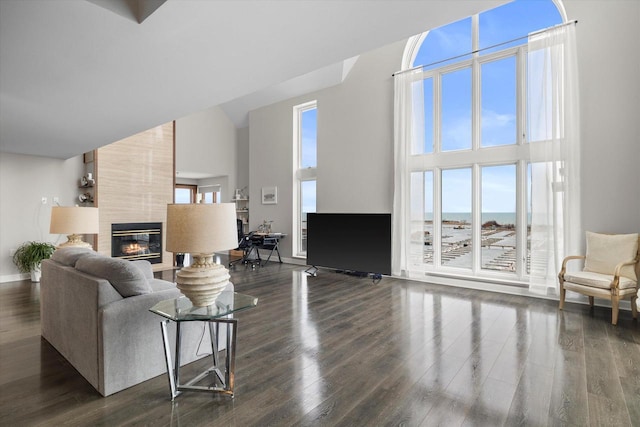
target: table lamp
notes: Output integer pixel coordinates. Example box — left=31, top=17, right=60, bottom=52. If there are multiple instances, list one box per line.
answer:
left=50, top=206, right=99, bottom=249
left=166, top=203, right=238, bottom=307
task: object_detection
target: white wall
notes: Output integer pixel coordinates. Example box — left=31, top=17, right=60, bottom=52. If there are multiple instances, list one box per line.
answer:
left=175, top=105, right=237, bottom=202
left=0, top=153, right=84, bottom=281
left=316, top=42, right=400, bottom=213
left=565, top=0, right=640, bottom=235
left=236, top=126, right=250, bottom=193
left=248, top=0, right=640, bottom=261
left=249, top=40, right=404, bottom=258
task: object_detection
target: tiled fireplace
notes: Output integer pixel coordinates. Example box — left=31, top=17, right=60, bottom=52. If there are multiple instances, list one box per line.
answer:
left=111, top=222, right=162, bottom=264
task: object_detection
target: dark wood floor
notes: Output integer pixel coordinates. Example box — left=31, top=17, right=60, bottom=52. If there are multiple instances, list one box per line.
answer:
left=1, top=260, right=639, bottom=426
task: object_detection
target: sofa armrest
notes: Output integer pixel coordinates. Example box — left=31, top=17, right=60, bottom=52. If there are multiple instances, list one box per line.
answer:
left=97, top=287, right=182, bottom=395
left=41, top=259, right=121, bottom=391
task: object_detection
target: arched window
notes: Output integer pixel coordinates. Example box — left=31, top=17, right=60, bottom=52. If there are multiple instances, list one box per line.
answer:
left=400, top=0, right=565, bottom=283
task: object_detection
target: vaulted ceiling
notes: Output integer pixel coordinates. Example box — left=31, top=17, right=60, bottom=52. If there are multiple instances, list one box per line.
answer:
left=0, top=0, right=506, bottom=159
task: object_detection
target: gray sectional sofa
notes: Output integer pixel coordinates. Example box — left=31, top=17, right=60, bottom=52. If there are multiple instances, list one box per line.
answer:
left=40, top=247, right=231, bottom=396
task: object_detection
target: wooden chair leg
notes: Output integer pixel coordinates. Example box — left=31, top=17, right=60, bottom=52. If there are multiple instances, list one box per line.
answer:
left=559, top=284, right=566, bottom=310
left=588, top=296, right=594, bottom=307
left=631, top=295, right=638, bottom=320
left=611, top=297, right=619, bottom=325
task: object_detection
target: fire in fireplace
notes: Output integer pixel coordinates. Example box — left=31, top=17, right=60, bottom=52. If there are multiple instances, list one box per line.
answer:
left=111, top=223, right=162, bottom=264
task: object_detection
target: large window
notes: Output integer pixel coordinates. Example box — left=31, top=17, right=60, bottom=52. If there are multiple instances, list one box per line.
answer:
left=293, top=101, right=317, bottom=257
left=175, top=184, right=196, bottom=204
left=405, top=0, right=562, bottom=281
left=199, top=185, right=221, bottom=204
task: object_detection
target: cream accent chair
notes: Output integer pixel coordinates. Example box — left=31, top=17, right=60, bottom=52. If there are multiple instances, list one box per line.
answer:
left=559, top=232, right=639, bottom=325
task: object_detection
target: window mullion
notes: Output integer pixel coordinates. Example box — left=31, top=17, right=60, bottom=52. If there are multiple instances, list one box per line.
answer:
left=518, top=46, right=527, bottom=144
left=434, top=72, right=441, bottom=153
left=433, top=167, right=442, bottom=267
left=516, top=160, right=527, bottom=279
left=472, top=59, right=481, bottom=152
left=471, top=14, right=481, bottom=274
left=472, top=164, right=481, bottom=273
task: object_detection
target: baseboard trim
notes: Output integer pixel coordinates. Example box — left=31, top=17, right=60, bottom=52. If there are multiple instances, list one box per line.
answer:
left=0, top=273, right=29, bottom=283
left=396, top=272, right=635, bottom=312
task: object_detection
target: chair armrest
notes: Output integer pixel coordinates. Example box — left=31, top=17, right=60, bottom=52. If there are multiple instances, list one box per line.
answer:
left=613, top=258, right=638, bottom=277
left=610, top=258, right=639, bottom=289
left=559, top=255, right=585, bottom=279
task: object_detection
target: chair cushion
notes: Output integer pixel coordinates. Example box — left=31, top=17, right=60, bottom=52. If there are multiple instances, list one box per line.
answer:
left=75, top=255, right=152, bottom=297
left=584, top=232, right=638, bottom=280
left=50, top=247, right=94, bottom=267
left=564, top=271, right=637, bottom=290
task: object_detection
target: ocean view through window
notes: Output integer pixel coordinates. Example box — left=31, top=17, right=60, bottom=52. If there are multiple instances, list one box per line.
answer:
left=402, top=0, right=562, bottom=281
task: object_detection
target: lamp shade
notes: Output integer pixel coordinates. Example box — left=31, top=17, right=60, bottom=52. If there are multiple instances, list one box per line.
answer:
left=50, top=206, right=99, bottom=234
left=166, top=203, right=238, bottom=254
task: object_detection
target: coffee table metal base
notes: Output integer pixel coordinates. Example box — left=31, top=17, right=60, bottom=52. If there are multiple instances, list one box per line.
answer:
left=160, top=317, right=237, bottom=400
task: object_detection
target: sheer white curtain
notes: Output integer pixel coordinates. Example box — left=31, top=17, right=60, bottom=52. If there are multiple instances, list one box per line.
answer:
left=528, top=24, right=581, bottom=294
left=392, top=69, right=424, bottom=276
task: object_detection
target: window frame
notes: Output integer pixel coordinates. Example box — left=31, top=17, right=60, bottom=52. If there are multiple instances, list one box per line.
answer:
left=404, top=21, right=554, bottom=283
left=292, top=100, right=317, bottom=258
left=174, top=184, right=197, bottom=204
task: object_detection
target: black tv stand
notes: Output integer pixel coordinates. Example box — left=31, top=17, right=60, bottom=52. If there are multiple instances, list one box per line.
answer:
left=304, top=265, right=318, bottom=277
left=338, top=270, right=368, bottom=278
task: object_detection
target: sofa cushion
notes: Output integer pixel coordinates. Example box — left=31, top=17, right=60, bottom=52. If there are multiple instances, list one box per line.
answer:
left=130, top=260, right=154, bottom=280
left=51, top=247, right=95, bottom=267
left=584, top=232, right=638, bottom=280
left=76, top=255, right=152, bottom=297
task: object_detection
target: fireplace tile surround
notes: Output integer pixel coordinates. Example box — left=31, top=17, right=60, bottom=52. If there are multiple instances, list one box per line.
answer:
left=93, top=121, right=174, bottom=270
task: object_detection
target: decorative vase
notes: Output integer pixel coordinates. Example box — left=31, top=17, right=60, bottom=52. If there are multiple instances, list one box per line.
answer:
left=30, top=264, right=42, bottom=283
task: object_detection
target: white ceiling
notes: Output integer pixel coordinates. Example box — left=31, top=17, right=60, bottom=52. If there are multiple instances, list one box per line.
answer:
left=0, top=0, right=506, bottom=159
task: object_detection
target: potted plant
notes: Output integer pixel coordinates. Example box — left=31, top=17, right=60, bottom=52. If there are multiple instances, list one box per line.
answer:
left=12, top=241, right=56, bottom=282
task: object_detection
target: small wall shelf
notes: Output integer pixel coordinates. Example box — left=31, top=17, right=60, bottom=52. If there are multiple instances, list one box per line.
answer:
left=232, top=198, right=249, bottom=233
left=78, top=159, right=96, bottom=205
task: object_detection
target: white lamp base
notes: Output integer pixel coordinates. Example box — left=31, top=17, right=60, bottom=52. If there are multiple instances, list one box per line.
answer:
left=57, top=234, right=92, bottom=249
left=175, top=253, right=230, bottom=307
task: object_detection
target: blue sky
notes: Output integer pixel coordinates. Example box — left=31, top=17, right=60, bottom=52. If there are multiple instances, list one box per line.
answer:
left=301, top=108, right=317, bottom=213
left=301, top=108, right=317, bottom=168
left=412, top=0, right=561, bottom=213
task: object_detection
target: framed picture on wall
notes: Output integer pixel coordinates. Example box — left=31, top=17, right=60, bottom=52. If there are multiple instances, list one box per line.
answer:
left=261, top=186, right=277, bottom=204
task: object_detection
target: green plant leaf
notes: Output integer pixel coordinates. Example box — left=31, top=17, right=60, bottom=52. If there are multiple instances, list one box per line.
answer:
left=12, top=241, right=56, bottom=273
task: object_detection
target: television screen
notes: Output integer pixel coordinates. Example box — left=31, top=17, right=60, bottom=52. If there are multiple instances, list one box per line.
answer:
left=306, top=213, right=391, bottom=275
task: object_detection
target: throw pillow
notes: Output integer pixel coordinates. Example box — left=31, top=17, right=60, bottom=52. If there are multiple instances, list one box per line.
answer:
left=584, top=231, right=638, bottom=280
left=76, top=255, right=152, bottom=297
left=50, top=247, right=94, bottom=267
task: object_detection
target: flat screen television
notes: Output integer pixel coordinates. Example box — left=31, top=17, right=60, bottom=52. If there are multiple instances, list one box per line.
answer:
left=306, top=213, right=391, bottom=276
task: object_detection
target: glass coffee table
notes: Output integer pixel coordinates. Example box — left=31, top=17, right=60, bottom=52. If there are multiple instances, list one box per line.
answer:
left=150, top=291, right=258, bottom=400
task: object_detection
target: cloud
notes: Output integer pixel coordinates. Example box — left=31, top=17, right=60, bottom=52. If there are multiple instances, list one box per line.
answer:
left=442, top=116, right=471, bottom=150
left=482, top=109, right=515, bottom=129
left=482, top=108, right=516, bottom=146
